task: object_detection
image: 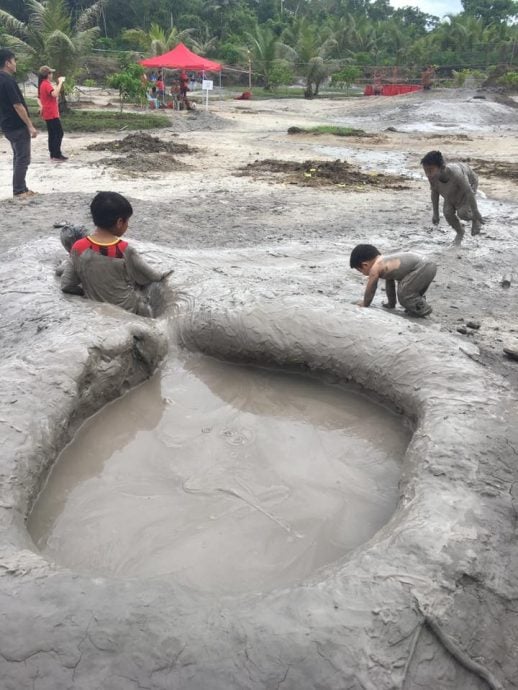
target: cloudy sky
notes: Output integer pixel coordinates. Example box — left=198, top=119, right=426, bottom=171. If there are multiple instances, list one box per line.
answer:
left=390, top=0, right=463, bottom=17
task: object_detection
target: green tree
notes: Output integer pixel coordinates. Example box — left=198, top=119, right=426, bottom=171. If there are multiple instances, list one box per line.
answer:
left=108, top=61, right=146, bottom=111
left=462, top=0, right=518, bottom=24
left=331, top=64, right=360, bottom=93
left=244, top=24, right=281, bottom=89
left=0, top=0, right=102, bottom=107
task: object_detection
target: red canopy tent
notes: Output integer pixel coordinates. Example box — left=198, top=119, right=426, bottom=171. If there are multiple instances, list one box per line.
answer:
left=139, top=43, right=221, bottom=72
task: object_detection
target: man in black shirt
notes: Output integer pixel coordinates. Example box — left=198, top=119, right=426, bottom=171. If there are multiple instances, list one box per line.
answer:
left=0, top=49, right=38, bottom=198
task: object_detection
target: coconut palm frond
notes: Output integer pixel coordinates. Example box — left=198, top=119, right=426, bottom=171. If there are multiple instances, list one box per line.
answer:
left=74, top=27, right=100, bottom=55
left=150, top=38, right=166, bottom=56
left=0, top=33, right=34, bottom=55
left=122, top=28, right=150, bottom=51
left=76, top=0, right=104, bottom=32
left=45, top=28, right=76, bottom=57
left=0, top=9, right=29, bottom=38
left=25, top=0, right=47, bottom=32
left=149, top=23, right=167, bottom=44
left=168, top=27, right=194, bottom=47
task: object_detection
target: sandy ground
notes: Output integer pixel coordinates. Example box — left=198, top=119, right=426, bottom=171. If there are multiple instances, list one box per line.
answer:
left=1, top=87, right=517, bottom=386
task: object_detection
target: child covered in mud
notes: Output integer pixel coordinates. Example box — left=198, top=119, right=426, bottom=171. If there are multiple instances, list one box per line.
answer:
left=60, top=191, right=172, bottom=316
left=421, top=150, right=484, bottom=245
left=350, top=244, right=436, bottom=317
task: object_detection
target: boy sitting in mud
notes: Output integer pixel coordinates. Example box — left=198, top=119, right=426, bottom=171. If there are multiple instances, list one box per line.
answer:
left=61, top=191, right=172, bottom=317
left=350, top=244, right=436, bottom=317
left=421, top=150, right=484, bottom=245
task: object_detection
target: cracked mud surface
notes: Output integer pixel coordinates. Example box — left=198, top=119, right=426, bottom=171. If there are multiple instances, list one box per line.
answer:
left=0, top=87, right=518, bottom=688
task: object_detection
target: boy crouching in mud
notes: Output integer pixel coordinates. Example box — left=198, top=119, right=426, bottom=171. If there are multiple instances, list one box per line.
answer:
left=61, top=191, right=172, bottom=317
left=350, top=244, right=436, bottom=317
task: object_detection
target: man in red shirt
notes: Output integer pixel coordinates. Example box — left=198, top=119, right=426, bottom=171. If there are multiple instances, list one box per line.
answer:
left=38, top=65, right=67, bottom=161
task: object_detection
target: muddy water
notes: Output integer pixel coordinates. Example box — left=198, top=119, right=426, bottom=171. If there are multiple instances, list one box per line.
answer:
left=29, top=354, right=410, bottom=593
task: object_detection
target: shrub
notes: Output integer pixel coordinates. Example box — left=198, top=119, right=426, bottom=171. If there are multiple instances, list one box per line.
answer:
left=497, top=71, right=518, bottom=89
left=109, top=63, right=147, bottom=111
left=269, top=61, right=294, bottom=89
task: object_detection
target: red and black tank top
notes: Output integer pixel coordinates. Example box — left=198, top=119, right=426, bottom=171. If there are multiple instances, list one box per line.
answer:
left=72, top=236, right=128, bottom=258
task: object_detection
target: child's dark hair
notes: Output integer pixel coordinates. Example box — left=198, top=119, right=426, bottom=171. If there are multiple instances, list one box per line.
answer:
left=0, top=49, right=15, bottom=69
left=90, top=191, right=133, bottom=230
left=421, top=150, right=444, bottom=167
left=350, top=244, right=381, bottom=269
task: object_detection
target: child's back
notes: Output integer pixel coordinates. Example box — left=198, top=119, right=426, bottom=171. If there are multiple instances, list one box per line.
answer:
left=60, top=192, right=170, bottom=317
left=379, top=253, right=425, bottom=281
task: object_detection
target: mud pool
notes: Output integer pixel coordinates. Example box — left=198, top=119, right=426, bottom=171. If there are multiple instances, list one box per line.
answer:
left=29, top=353, right=408, bottom=592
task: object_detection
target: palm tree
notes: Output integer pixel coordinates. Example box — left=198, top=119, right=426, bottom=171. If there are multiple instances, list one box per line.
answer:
left=0, top=0, right=102, bottom=92
left=244, top=25, right=281, bottom=90
left=190, top=26, right=218, bottom=56
left=285, top=18, right=337, bottom=98
left=122, top=22, right=194, bottom=56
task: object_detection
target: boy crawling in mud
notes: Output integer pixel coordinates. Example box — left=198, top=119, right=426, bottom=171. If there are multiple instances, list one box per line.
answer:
left=61, top=191, right=172, bottom=316
left=350, top=244, right=436, bottom=317
left=421, top=150, right=484, bottom=245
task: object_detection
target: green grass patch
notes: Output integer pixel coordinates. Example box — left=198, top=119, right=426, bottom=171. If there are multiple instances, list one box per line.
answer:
left=26, top=99, right=170, bottom=132
left=287, top=125, right=370, bottom=137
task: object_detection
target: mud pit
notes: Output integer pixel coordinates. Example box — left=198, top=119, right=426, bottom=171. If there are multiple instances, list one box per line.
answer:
left=238, top=158, right=409, bottom=189
left=29, top=353, right=408, bottom=590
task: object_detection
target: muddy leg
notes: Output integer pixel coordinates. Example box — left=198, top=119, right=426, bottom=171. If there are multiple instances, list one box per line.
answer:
left=457, top=202, right=482, bottom=237
left=443, top=200, right=464, bottom=245
left=397, top=263, right=437, bottom=317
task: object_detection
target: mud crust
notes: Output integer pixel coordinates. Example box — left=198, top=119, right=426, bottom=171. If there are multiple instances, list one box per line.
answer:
left=0, top=243, right=517, bottom=688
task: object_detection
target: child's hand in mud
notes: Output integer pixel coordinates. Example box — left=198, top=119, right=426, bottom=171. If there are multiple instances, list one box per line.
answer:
left=382, top=302, right=395, bottom=310
left=160, top=269, right=174, bottom=281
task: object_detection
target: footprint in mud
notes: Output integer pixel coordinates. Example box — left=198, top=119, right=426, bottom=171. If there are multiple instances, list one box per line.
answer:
left=220, top=426, right=255, bottom=446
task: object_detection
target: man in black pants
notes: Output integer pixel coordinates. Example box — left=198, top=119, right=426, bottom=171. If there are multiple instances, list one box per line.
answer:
left=0, top=48, right=38, bottom=199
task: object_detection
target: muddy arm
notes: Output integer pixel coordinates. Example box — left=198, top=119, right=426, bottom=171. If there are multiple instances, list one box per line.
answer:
left=431, top=189, right=440, bottom=223
left=362, top=275, right=379, bottom=307
left=60, top=258, right=84, bottom=296
left=126, top=247, right=170, bottom=286
left=383, top=279, right=397, bottom=308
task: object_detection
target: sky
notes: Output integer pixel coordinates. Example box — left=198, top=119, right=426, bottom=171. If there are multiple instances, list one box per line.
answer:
left=390, top=0, right=463, bottom=17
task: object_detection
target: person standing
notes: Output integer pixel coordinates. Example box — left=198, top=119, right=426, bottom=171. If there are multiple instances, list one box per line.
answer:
left=0, top=48, right=38, bottom=198
left=38, top=66, right=67, bottom=161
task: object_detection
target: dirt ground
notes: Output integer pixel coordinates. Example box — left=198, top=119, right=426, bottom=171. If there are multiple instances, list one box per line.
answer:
left=1, top=87, right=517, bottom=385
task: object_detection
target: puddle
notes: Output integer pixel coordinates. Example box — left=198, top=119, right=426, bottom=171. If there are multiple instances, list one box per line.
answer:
left=28, top=354, right=410, bottom=593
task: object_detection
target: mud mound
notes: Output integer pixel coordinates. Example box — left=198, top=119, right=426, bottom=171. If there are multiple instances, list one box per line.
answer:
left=287, top=125, right=373, bottom=138
left=88, top=132, right=194, bottom=155
left=424, top=133, right=473, bottom=141
left=460, top=157, right=518, bottom=180
left=169, top=110, right=231, bottom=133
left=344, top=90, right=518, bottom=133
left=96, top=152, right=186, bottom=175
left=237, top=159, right=409, bottom=190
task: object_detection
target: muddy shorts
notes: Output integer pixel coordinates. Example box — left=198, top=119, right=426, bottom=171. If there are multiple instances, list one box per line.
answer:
left=397, top=262, right=437, bottom=316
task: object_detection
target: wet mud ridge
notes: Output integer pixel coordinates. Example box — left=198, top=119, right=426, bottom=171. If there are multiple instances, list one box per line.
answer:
left=237, top=158, right=410, bottom=190
left=87, top=132, right=196, bottom=175
left=460, top=157, right=518, bottom=180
